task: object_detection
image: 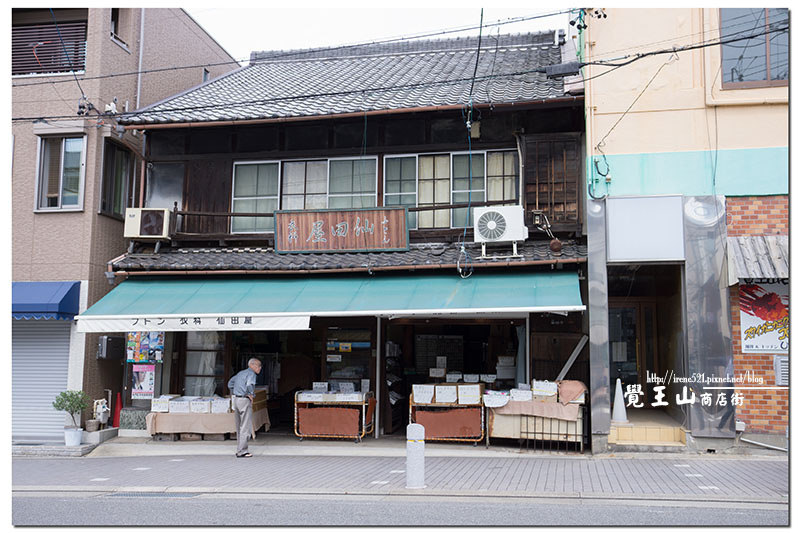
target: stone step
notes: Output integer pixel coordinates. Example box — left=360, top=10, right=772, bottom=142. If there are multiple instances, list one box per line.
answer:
left=609, top=425, right=686, bottom=445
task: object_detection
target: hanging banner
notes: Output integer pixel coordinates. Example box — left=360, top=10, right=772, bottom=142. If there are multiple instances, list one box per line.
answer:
left=739, top=281, right=789, bottom=353
left=131, top=364, right=156, bottom=399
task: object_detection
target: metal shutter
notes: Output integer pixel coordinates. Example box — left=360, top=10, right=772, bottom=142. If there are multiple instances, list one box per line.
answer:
left=12, top=321, right=72, bottom=441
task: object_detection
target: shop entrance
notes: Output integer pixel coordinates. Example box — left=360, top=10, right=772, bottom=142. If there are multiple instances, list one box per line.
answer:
left=607, top=264, right=687, bottom=445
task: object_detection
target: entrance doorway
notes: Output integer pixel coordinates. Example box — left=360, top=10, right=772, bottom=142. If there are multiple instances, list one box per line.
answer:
left=609, top=299, right=658, bottom=402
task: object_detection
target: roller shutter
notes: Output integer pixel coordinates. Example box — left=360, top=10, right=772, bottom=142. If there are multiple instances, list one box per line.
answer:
left=12, top=321, right=72, bottom=441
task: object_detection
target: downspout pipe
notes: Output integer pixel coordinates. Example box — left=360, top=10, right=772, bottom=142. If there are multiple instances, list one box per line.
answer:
left=739, top=437, right=788, bottom=452
left=136, top=8, right=145, bottom=110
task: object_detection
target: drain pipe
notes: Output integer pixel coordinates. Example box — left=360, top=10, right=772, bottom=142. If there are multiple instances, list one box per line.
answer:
left=739, top=437, right=788, bottom=452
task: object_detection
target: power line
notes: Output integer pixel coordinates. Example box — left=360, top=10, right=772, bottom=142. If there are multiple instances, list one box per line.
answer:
left=48, top=8, right=85, bottom=99
left=12, top=10, right=571, bottom=89
left=11, top=23, right=786, bottom=124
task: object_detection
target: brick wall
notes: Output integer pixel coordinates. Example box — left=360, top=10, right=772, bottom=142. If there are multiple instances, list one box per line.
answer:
left=726, top=195, right=788, bottom=237
left=727, top=194, right=789, bottom=435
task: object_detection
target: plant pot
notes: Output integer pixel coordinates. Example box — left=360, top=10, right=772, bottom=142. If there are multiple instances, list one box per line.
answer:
left=64, top=427, right=83, bottom=446
left=86, top=419, right=100, bottom=432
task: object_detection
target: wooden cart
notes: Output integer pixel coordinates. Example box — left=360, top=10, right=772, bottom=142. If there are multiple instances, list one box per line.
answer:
left=294, top=391, right=376, bottom=442
left=408, top=392, right=484, bottom=444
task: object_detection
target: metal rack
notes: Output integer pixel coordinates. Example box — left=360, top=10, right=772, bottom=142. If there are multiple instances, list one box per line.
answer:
left=293, top=391, right=375, bottom=443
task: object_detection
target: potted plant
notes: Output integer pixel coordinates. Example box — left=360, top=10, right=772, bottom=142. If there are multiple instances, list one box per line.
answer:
left=52, top=390, right=92, bottom=446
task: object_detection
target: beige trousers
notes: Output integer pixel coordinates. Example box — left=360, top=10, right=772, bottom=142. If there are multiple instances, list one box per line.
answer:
left=233, top=396, right=253, bottom=455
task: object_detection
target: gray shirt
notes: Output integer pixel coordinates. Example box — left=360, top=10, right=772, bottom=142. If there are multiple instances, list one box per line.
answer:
left=227, top=368, right=257, bottom=397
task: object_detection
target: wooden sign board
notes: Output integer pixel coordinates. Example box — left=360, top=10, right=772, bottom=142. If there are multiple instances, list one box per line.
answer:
left=274, top=207, right=409, bottom=253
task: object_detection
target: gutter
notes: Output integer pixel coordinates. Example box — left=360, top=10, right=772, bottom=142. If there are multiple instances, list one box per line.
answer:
left=122, top=96, right=584, bottom=131
left=110, top=257, right=586, bottom=278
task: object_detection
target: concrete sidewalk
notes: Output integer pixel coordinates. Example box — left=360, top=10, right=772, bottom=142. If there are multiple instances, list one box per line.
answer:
left=13, top=436, right=789, bottom=505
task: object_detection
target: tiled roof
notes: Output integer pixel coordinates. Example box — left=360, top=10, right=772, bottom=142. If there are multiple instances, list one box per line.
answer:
left=727, top=235, right=788, bottom=282
left=121, top=31, right=570, bottom=125
left=113, top=240, right=586, bottom=273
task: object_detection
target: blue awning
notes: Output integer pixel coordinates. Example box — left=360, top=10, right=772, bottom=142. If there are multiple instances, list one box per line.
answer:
left=76, top=271, right=585, bottom=332
left=12, top=281, right=80, bottom=320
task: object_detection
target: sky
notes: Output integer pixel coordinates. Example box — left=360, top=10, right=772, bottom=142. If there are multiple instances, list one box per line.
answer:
left=183, top=6, right=573, bottom=64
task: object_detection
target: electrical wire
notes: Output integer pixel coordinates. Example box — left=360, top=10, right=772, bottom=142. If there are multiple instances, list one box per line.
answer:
left=11, top=23, right=784, bottom=125
left=12, top=9, right=572, bottom=89
left=48, top=8, right=85, bottom=100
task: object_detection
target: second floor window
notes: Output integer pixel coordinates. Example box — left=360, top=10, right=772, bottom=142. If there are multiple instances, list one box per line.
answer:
left=328, top=158, right=377, bottom=209
left=36, top=136, right=84, bottom=210
left=231, top=162, right=279, bottom=233
left=720, top=8, right=788, bottom=89
left=100, top=141, right=133, bottom=218
left=282, top=160, right=327, bottom=210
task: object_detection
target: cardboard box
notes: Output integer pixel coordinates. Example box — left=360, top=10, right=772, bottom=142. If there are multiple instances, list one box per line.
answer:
left=211, top=397, right=231, bottom=413
left=457, top=384, right=484, bottom=405
left=190, top=398, right=212, bottom=413
left=168, top=397, right=192, bottom=413
left=253, top=389, right=268, bottom=403
left=151, top=394, right=178, bottom=412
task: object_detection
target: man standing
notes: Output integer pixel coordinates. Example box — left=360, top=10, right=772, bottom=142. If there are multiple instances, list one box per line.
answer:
left=227, top=358, right=262, bottom=458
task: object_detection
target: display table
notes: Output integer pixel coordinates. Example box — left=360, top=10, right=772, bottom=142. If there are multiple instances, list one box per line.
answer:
left=145, top=408, right=270, bottom=439
left=294, top=391, right=375, bottom=442
left=409, top=392, right=484, bottom=443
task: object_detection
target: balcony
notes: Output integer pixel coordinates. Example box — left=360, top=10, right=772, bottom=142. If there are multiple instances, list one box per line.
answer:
left=12, top=20, right=87, bottom=76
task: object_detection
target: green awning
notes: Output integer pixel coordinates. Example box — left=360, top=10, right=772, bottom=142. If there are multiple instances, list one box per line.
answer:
left=77, top=271, right=584, bottom=332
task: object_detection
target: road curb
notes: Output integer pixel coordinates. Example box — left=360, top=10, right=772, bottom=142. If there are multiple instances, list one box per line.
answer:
left=12, top=485, right=789, bottom=505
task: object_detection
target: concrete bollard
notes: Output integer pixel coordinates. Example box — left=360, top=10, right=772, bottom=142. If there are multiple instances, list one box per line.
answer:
left=406, top=423, right=425, bottom=489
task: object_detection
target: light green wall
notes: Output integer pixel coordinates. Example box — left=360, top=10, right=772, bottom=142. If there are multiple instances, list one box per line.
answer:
left=587, top=146, right=788, bottom=198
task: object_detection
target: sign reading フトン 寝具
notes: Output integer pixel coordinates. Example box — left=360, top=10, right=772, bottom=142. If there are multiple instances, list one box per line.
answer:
left=739, top=280, right=789, bottom=353
left=274, top=207, right=409, bottom=253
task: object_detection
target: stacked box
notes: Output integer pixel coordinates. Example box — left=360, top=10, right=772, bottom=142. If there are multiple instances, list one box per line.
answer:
left=211, top=396, right=231, bottom=413
left=168, top=397, right=193, bottom=413
left=151, top=394, right=179, bottom=412
left=496, top=355, right=516, bottom=380
left=190, top=398, right=212, bottom=413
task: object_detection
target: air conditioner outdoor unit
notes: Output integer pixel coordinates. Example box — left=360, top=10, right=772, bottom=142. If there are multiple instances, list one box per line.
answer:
left=473, top=205, right=528, bottom=257
left=123, top=208, right=171, bottom=240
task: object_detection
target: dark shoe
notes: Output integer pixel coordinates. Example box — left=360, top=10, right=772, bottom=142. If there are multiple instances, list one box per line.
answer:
left=236, top=452, right=253, bottom=458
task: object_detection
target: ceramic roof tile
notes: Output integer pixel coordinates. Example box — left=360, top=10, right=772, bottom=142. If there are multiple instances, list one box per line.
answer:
left=121, top=32, right=569, bottom=125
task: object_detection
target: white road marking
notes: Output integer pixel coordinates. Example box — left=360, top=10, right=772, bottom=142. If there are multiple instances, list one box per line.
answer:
left=684, top=474, right=703, bottom=477
left=370, top=481, right=389, bottom=485
left=389, top=470, right=405, bottom=474
left=168, top=459, right=185, bottom=462
left=673, top=464, right=691, bottom=468
left=698, top=486, right=720, bottom=490
left=90, top=478, right=110, bottom=481
left=132, top=467, right=151, bottom=471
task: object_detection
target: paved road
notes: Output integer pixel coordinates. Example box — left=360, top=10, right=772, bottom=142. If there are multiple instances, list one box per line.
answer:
left=12, top=454, right=789, bottom=503
left=12, top=492, right=789, bottom=526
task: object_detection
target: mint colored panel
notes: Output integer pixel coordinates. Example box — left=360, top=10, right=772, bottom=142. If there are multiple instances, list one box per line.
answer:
left=81, top=271, right=584, bottom=316
left=587, top=147, right=788, bottom=197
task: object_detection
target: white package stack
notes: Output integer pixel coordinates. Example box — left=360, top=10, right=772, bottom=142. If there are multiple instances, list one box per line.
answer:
left=429, top=367, right=445, bottom=378
left=412, top=384, right=434, bottom=404
left=463, top=374, right=479, bottom=383
left=458, top=384, right=482, bottom=405
left=445, top=372, right=462, bottom=383
left=510, top=388, right=533, bottom=402
left=190, top=398, right=212, bottom=413
left=480, top=374, right=497, bottom=383
left=168, top=397, right=192, bottom=413
left=297, top=391, right=324, bottom=402
left=151, top=394, right=178, bottom=412
left=434, top=385, right=457, bottom=404
left=532, top=380, right=558, bottom=396
left=211, top=396, right=231, bottom=413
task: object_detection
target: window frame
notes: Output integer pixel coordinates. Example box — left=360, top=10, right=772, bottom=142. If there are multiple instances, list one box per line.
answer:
left=719, top=8, right=789, bottom=90
left=33, top=134, right=86, bottom=212
left=327, top=155, right=379, bottom=210
left=279, top=158, right=329, bottom=212
left=450, top=150, right=487, bottom=229
left=416, top=152, right=452, bottom=229
left=99, top=140, right=134, bottom=220
left=485, top=149, right=521, bottom=205
left=229, top=159, right=282, bottom=234
left=383, top=153, right=419, bottom=230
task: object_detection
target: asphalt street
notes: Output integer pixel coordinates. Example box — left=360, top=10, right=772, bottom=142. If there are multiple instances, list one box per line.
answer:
left=12, top=492, right=789, bottom=526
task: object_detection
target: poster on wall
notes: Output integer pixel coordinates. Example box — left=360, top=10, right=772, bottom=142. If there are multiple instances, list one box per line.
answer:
left=131, top=364, right=156, bottom=399
left=739, top=281, right=789, bottom=353
left=127, top=331, right=165, bottom=362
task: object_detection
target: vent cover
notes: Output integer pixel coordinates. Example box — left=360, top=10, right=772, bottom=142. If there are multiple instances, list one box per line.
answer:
left=774, top=355, right=789, bottom=386
left=476, top=210, right=507, bottom=240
